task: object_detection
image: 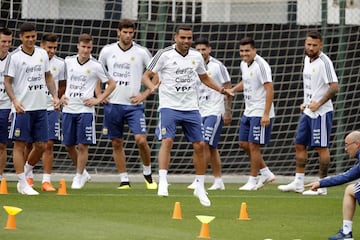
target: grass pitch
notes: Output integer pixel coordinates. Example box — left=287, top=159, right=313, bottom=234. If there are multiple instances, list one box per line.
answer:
left=0, top=181, right=357, bottom=240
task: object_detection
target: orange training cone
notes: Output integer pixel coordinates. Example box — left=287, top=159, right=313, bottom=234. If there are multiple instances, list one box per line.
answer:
left=3, top=206, right=22, bottom=230
left=0, top=178, right=8, bottom=194
left=172, top=201, right=182, bottom=219
left=196, top=215, right=215, bottom=239
left=57, top=178, right=67, bottom=195
left=238, top=202, right=250, bottom=220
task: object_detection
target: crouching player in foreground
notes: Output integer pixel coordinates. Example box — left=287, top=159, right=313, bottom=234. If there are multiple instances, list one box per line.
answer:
left=305, top=130, right=360, bottom=240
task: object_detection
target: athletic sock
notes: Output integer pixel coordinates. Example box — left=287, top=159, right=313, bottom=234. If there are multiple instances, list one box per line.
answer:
left=295, top=173, right=304, bottom=184
left=158, top=169, right=168, bottom=184
left=24, top=162, right=34, bottom=178
left=42, top=173, right=51, bottom=183
left=343, top=220, right=352, bottom=234
left=142, top=164, right=152, bottom=176
left=119, top=172, right=129, bottom=183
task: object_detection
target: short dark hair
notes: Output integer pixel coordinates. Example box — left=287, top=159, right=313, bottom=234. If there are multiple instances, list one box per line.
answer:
left=239, top=37, right=255, bottom=48
left=118, top=18, right=135, bottom=30
left=42, top=33, right=58, bottom=43
left=78, top=33, right=92, bottom=43
left=194, top=37, right=210, bottom=47
left=306, top=31, right=322, bottom=41
left=19, top=22, right=36, bottom=34
left=175, top=25, right=192, bottom=34
left=0, top=28, right=12, bottom=36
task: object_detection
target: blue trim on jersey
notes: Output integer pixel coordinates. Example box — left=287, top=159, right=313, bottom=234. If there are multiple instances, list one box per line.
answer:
left=102, top=103, right=147, bottom=139
left=0, top=109, right=11, bottom=143
left=238, top=115, right=273, bottom=145
left=295, top=111, right=333, bottom=147
left=202, top=115, right=223, bottom=148
left=9, top=110, right=48, bottom=142
left=62, top=112, right=96, bottom=145
left=156, top=108, right=203, bottom=142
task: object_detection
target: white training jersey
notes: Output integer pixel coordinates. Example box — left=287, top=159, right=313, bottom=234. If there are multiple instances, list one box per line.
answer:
left=62, top=55, right=112, bottom=114
left=4, top=46, right=50, bottom=111
left=147, top=45, right=207, bottom=111
left=241, top=54, right=275, bottom=118
left=302, top=52, right=338, bottom=118
left=98, top=41, right=151, bottom=105
left=46, top=56, right=65, bottom=110
left=0, top=54, right=11, bottom=109
left=197, top=56, right=230, bottom=117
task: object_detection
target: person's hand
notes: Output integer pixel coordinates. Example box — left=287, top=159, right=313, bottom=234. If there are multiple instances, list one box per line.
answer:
left=53, top=96, right=60, bottom=110
left=260, top=114, right=270, bottom=127
left=130, top=93, right=145, bottom=105
left=223, top=88, right=234, bottom=97
left=60, top=95, right=69, bottom=106
left=304, top=181, right=320, bottom=191
left=308, top=100, right=321, bottom=112
left=83, top=98, right=101, bottom=106
left=13, top=99, right=25, bottom=114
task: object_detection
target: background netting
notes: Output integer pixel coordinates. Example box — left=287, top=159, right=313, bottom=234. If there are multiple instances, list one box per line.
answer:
left=1, top=0, right=359, bottom=177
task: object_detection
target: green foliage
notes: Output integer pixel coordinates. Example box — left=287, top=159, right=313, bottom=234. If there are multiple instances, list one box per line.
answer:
left=0, top=182, right=357, bottom=240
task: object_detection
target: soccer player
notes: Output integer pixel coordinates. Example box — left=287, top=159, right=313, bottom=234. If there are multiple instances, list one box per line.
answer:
left=141, top=25, right=233, bottom=207
left=4, top=22, right=60, bottom=195
left=61, top=33, right=115, bottom=189
left=278, top=31, right=339, bottom=195
left=305, top=130, right=360, bottom=240
left=187, top=37, right=232, bottom=191
left=0, top=28, right=12, bottom=181
left=98, top=18, right=157, bottom=190
left=230, top=37, right=276, bottom=191
left=24, top=33, right=66, bottom=192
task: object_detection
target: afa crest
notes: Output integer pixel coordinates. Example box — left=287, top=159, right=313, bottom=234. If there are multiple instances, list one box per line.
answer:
left=161, top=128, right=166, bottom=135
left=102, top=128, right=108, bottom=135
left=130, top=56, right=135, bottom=62
left=14, top=128, right=21, bottom=137
left=86, top=69, right=91, bottom=75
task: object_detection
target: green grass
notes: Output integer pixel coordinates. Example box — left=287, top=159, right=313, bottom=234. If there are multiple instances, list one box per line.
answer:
left=0, top=181, right=357, bottom=240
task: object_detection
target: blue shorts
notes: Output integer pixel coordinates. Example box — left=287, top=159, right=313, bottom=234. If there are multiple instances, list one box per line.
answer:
left=62, top=112, right=96, bottom=146
left=47, top=110, right=60, bottom=141
left=238, top=115, right=273, bottom=144
left=156, top=108, right=203, bottom=142
left=202, top=115, right=223, bottom=148
left=354, top=182, right=360, bottom=205
left=102, top=103, right=147, bottom=139
left=0, top=109, right=11, bottom=143
left=295, top=112, right=333, bottom=147
left=9, top=110, right=48, bottom=142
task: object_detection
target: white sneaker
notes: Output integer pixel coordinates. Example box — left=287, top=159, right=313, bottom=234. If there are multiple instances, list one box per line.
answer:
left=71, top=175, right=85, bottom=189
left=17, top=182, right=39, bottom=195
left=187, top=180, right=196, bottom=190
left=194, top=186, right=211, bottom=207
left=239, top=182, right=257, bottom=191
left=256, top=172, right=275, bottom=189
left=208, top=181, right=225, bottom=190
left=157, top=181, right=168, bottom=197
left=278, top=181, right=304, bottom=193
left=302, top=188, right=327, bottom=196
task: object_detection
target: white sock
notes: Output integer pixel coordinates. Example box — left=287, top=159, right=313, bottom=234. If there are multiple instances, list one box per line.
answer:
left=158, top=169, right=168, bottom=184
left=295, top=173, right=304, bottom=184
left=343, top=220, right=352, bottom=234
left=195, top=175, right=205, bottom=189
left=142, top=165, right=151, bottom=176
left=119, top=172, right=129, bottom=182
left=248, top=176, right=257, bottom=185
left=24, top=162, right=34, bottom=178
left=259, top=167, right=270, bottom=175
left=42, top=174, right=51, bottom=183
left=17, top=172, right=28, bottom=186
left=214, top=177, right=223, bottom=184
